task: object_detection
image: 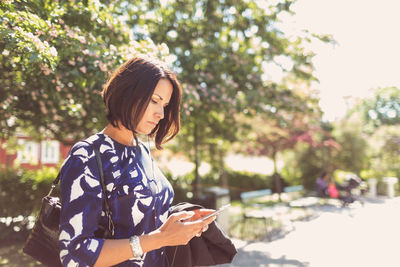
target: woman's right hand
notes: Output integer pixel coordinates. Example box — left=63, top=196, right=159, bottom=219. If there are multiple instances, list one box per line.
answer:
left=157, top=211, right=216, bottom=246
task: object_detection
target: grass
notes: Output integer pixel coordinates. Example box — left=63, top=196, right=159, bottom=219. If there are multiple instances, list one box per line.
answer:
left=228, top=199, right=292, bottom=241
left=229, top=216, right=272, bottom=241
left=228, top=196, right=312, bottom=241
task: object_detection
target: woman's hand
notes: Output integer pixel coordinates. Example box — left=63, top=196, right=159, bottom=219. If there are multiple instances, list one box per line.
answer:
left=182, top=209, right=215, bottom=236
left=157, top=210, right=216, bottom=247
left=183, top=209, right=216, bottom=222
left=95, top=210, right=217, bottom=265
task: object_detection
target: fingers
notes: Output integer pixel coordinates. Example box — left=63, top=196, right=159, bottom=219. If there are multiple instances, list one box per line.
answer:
left=161, top=211, right=216, bottom=245
left=183, top=214, right=216, bottom=226
left=184, top=209, right=216, bottom=222
left=195, top=208, right=216, bottom=216
left=183, top=214, right=215, bottom=240
left=171, top=211, right=195, bottom=222
left=195, top=224, right=210, bottom=238
left=201, top=214, right=216, bottom=225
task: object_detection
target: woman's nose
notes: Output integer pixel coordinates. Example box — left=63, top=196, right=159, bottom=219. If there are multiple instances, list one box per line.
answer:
left=155, top=105, right=164, bottom=119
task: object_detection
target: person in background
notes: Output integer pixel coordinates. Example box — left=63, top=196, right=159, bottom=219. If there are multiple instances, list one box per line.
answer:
left=58, top=56, right=216, bottom=267
left=316, top=170, right=355, bottom=205
left=316, top=171, right=330, bottom=197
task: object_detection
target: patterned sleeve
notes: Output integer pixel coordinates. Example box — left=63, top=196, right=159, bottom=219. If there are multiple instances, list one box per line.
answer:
left=58, top=141, right=105, bottom=267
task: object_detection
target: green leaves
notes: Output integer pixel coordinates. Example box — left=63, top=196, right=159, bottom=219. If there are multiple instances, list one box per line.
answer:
left=367, top=87, right=400, bottom=126
left=0, top=0, right=166, bottom=141
left=1, top=0, right=330, bottom=188
left=119, top=0, right=327, bottom=181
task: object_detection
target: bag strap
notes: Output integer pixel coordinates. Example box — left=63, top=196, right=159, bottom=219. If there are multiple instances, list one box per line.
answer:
left=93, top=146, right=115, bottom=236
left=47, top=172, right=61, bottom=197
left=47, top=144, right=115, bottom=236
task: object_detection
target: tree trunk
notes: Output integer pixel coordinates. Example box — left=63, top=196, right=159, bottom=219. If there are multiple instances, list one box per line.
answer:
left=193, top=122, right=200, bottom=199
left=219, top=149, right=228, bottom=188
left=272, top=151, right=282, bottom=202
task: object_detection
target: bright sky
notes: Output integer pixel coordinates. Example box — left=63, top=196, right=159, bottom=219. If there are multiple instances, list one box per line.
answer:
left=282, top=0, right=400, bottom=121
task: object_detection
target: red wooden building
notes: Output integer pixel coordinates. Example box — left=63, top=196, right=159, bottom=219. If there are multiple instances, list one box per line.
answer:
left=0, top=134, right=72, bottom=170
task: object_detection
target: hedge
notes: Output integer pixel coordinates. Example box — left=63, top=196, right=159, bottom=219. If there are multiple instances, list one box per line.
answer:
left=0, top=167, right=57, bottom=242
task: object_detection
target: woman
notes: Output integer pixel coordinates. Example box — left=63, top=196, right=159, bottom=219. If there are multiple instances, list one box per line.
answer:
left=58, top=56, right=216, bottom=267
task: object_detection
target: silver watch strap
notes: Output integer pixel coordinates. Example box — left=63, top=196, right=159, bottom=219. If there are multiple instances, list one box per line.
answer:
left=129, top=235, right=143, bottom=259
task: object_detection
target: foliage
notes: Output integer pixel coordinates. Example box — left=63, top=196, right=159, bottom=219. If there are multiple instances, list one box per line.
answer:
left=345, top=87, right=400, bottom=179
left=0, top=167, right=56, bottom=216
left=0, top=167, right=57, bottom=242
left=285, top=143, right=323, bottom=190
left=330, top=119, right=369, bottom=175
left=204, top=169, right=274, bottom=200
left=354, top=87, right=400, bottom=132
left=166, top=168, right=273, bottom=202
left=332, top=170, right=358, bottom=183
left=0, top=0, right=170, bottom=142
left=279, top=120, right=343, bottom=190
left=361, top=125, right=400, bottom=179
left=132, top=0, right=316, bottom=117
left=0, top=241, right=42, bottom=266
left=242, top=108, right=340, bottom=191
left=285, top=87, right=400, bottom=188
left=279, top=150, right=303, bottom=184
left=121, top=0, right=331, bottom=192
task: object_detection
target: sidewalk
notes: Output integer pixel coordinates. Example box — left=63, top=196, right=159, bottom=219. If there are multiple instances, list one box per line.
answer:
left=218, top=196, right=400, bottom=267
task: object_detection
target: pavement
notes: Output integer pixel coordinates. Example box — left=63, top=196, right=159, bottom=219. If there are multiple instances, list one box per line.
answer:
left=217, top=196, right=400, bottom=267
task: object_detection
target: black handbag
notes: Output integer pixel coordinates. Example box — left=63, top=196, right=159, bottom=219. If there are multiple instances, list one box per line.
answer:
left=23, top=145, right=114, bottom=267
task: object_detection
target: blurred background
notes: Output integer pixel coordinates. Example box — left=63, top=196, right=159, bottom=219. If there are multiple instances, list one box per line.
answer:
left=1, top=0, right=399, bottom=266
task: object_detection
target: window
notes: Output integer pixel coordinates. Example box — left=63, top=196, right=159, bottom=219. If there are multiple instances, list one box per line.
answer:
left=41, top=140, right=60, bottom=164
left=17, top=140, right=39, bottom=164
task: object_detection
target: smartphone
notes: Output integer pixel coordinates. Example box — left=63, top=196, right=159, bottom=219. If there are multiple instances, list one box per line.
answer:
left=198, top=204, right=231, bottom=221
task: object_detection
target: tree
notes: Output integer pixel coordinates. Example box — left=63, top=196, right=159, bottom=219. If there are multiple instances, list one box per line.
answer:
left=330, top=120, right=369, bottom=176
left=123, top=0, right=330, bottom=196
left=239, top=93, right=340, bottom=194
left=355, top=87, right=400, bottom=132
left=281, top=120, right=342, bottom=190
left=0, top=0, right=169, bottom=142
left=345, top=86, right=400, bottom=178
left=369, top=125, right=400, bottom=178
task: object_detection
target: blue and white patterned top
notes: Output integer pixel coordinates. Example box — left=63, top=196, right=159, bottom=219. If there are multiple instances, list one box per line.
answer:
left=58, top=133, right=174, bottom=267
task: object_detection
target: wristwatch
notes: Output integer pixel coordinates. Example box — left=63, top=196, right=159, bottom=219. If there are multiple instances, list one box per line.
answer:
left=129, top=236, right=143, bottom=259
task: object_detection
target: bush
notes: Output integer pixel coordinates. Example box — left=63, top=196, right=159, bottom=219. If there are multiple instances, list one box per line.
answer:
left=0, top=167, right=57, bottom=242
left=165, top=169, right=273, bottom=202
left=163, top=170, right=195, bottom=204
left=218, top=170, right=273, bottom=200
left=0, top=166, right=275, bottom=241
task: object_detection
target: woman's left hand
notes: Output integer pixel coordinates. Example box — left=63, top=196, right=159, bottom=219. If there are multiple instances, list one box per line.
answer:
left=182, top=209, right=215, bottom=236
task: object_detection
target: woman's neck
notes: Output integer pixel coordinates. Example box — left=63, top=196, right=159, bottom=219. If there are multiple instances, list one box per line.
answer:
left=102, top=123, right=136, bottom=146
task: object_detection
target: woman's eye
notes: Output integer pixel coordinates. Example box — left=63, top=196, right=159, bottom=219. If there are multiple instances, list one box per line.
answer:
left=151, top=99, right=158, bottom=104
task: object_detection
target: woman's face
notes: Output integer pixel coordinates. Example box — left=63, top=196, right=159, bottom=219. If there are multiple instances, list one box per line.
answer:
left=136, top=78, right=173, bottom=134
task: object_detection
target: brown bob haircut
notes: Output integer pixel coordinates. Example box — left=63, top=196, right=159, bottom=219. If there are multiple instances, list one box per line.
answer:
left=102, top=56, right=182, bottom=149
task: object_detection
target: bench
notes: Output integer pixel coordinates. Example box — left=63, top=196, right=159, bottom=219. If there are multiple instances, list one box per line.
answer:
left=284, top=185, right=304, bottom=194
left=240, top=189, right=289, bottom=239
left=283, top=185, right=320, bottom=213
left=240, top=189, right=273, bottom=201
left=282, top=185, right=304, bottom=201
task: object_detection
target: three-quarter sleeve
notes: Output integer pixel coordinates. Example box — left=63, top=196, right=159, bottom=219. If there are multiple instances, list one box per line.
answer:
left=58, top=142, right=105, bottom=267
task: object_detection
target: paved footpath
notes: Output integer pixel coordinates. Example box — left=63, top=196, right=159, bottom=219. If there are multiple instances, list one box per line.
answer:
left=217, top=197, right=400, bottom=267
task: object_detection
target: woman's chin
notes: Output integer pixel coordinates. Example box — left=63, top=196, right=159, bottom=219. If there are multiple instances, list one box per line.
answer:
left=136, top=128, right=153, bottom=135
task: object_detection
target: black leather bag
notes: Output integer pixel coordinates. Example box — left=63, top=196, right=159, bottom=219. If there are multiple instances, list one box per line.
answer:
left=23, top=146, right=114, bottom=267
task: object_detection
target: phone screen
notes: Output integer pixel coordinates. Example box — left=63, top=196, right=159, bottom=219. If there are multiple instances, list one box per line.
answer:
left=199, top=204, right=231, bottom=221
